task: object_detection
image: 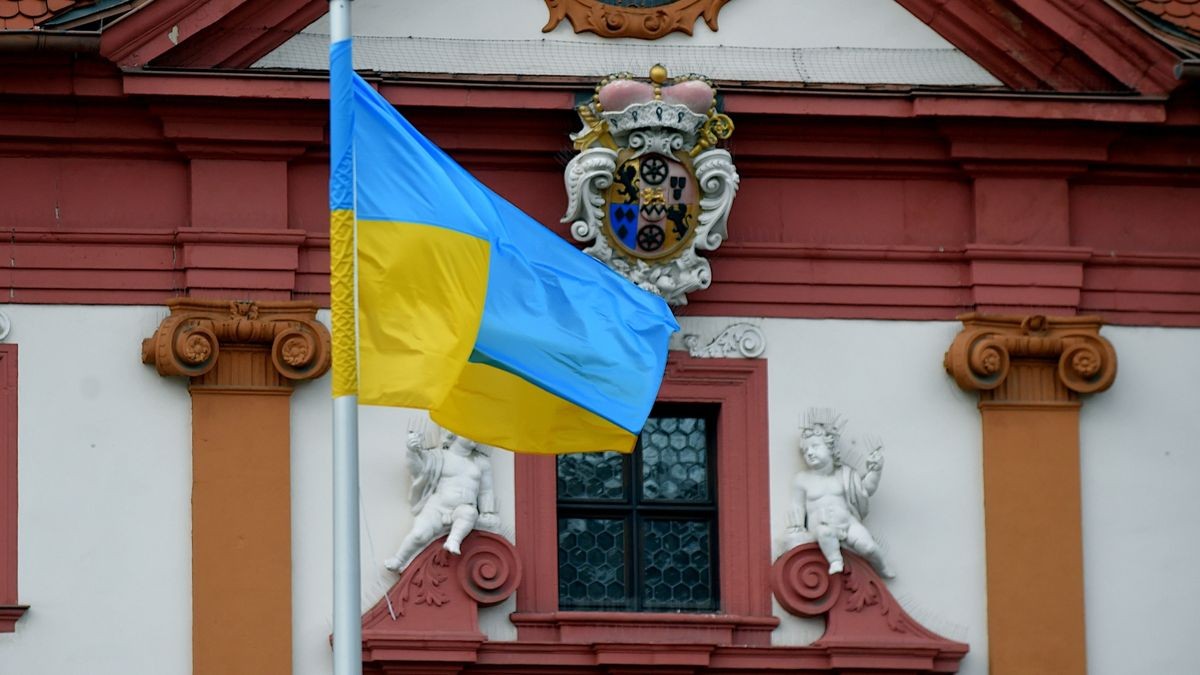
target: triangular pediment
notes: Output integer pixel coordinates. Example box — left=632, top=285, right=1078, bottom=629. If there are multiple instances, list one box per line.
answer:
left=90, top=0, right=1195, bottom=95
left=893, top=0, right=1194, bottom=94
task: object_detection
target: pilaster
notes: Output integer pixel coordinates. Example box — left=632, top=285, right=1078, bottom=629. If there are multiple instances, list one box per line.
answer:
left=143, top=298, right=330, bottom=675
left=945, top=313, right=1116, bottom=675
left=156, top=106, right=324, bottom=299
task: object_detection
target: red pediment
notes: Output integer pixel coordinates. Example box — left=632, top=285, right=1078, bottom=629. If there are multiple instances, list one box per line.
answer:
left=98, top=0, right=324, bottom=69
left=894, top=0, right=1195, bottom=94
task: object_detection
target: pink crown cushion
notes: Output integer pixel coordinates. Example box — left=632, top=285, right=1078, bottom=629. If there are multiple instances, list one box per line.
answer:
left=662, top=80, right=714, bottom=114
left=598, top=80, right=655, bottom=113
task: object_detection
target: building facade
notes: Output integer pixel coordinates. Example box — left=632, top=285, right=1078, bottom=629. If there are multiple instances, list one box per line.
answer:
left=1, top=1, right=1198, bottom=674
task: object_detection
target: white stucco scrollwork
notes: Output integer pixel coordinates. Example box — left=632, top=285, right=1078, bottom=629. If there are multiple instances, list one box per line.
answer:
left=680, top=322, right=766, bottom=358
left=562, top=147, right=617, bottom=244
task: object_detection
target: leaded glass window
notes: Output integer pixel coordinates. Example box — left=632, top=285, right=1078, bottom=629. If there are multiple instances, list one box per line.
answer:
left=557, top=404, right=718, bottom=612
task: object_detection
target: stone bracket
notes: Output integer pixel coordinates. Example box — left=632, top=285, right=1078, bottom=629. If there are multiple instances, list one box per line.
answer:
left=361, top=532, right=522, bottom=667
left=772, top=543, right=969, bottom=670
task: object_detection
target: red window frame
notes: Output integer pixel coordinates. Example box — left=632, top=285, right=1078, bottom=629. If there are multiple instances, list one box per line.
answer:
left=511, top=354, right=775, bottom=644
left=0, top=344, right=25, bottom=632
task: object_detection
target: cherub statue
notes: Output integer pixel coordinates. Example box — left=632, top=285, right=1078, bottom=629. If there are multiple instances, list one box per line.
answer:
left=383, top=422, right=501, bottom=573
left=779, top=409, right=894, bottom=578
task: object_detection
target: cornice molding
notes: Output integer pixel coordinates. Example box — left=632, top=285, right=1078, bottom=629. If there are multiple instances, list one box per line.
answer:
left=944, top=313, right=1117, bottom=404
left=141, top=298, right=330, bottom=391
left=0, top=605, right=30, bottom=633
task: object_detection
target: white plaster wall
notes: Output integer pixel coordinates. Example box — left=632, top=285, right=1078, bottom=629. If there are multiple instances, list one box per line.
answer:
left=672, top=317, right=989, bottom=674
left=4, top=307, right=1193, bottom=675
left=260, top=0, right=999, bottom=86
left=317, top=0, right=957, bottom=49
left=326, top=0, right=955, bottom=48
left=1080, top=326, right=1200, bottom=675
left=0, top=306, right=192, bottom=675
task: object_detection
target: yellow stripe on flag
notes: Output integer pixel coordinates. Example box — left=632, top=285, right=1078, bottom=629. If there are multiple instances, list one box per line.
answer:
left=330, top=208, right=358, bottom=397
left=356, top=219, right=490, bottom=408
left=433, top=360, right=638, bottom=455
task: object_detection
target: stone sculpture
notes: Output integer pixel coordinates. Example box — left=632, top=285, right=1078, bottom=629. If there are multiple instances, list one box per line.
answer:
left=779, top=409, right=893, bottom=578
left=384, top=424, right=501, bottom=573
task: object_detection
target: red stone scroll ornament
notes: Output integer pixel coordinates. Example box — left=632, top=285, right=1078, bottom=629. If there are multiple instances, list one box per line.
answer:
left=360, top=531, right=521, bottom=666
left=772, top=543, right=969, bottom=671
left=543, top=0, right=732, bottom=40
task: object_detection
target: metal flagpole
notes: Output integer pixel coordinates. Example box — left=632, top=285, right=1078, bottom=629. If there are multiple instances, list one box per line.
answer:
left=329, top=2, right=361, bottom=675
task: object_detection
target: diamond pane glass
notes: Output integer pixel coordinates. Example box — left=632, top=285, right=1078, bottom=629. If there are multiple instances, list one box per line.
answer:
left=558, top=518, right=627, bottom=609
left=641, top=416, right=709, bottom=502
left=641, top=519, right=715, bottom=611
left=557, top=451, right=625, bottom=501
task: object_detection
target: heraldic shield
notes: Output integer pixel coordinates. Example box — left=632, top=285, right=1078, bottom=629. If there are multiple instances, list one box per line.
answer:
left=561, top=65, right=739, bottom=306
left=606, top=151, right=700, bottom=259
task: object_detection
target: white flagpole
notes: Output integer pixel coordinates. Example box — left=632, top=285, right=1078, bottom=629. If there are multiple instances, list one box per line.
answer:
left=329, top=3, right=361, bottom=675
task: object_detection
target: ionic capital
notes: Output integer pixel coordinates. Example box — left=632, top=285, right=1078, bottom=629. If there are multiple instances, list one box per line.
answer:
left=142, top=298, right=330, bottom=391
left=944, top=313, right=1116, bottom=405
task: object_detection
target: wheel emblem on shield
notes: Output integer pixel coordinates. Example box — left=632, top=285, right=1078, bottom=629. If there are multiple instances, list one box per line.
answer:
left=606, top=152, right=700, bottom=259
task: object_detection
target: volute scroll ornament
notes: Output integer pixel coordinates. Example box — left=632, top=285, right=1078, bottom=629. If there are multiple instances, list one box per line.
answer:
left=944, top=313, right=1116, bottom=400
left=141, top=298, right=330, bottom=386
left=562, top=65, right=739, bottom=307
left=680, top=322, right=766, bottom=358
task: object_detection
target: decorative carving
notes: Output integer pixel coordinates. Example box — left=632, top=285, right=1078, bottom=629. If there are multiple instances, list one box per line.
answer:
left=770, top=544, right=842, bottom=616
left=0, top=311, right=10, bottom=342
left=778, top=409, right=893, bottom=578
left=384, top=424, right=502, bottom=573
left=681, top=322, right=765, bottom=358
left=457, top=533, right=522, bottom=605
left=361, top=532, right=522, bottom=664
left=141, top=298, right=330, bottom=389
left=944, top=313, right=1117, bottom=402
left=542, top=0, right=732, bottom=40
left=395, top=548, right=453, bottom=616
left=562, top=65, right=739, bottom=306
left=843, top=564, right=904, bottom=633
left=772, top=543, right=968, bottom=663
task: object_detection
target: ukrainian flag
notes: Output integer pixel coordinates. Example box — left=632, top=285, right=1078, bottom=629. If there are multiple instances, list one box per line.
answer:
left=329, top=40, right=679, bottom=454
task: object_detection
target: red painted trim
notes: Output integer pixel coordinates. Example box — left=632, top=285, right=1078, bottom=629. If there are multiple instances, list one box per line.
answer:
left=895, top=0, right=1180, bottom=95
left=100, top=0, right=321, bottom=69
left=512, top=356, right=775, bottom=645
left=6, top=231, right=1200, bottom=325
left=0, top=345, right=22, bottom=632
left=894, top=0, right=1122, bottom=92
left=1010, top=0, right=1180, bottom=94
left=101, top=0, right=214, bottom=66
left=362, top=640, right=967, bottom=672
left=115, top=70, right=1170, bottom=123
left=152, top=1, right=327, bottom=69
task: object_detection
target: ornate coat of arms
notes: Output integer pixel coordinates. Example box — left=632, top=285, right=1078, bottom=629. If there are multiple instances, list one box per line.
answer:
left=561, top=65, right=739, bottom=306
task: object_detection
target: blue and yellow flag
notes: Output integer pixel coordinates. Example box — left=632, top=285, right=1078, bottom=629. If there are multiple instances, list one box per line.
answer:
left=329, top=40, right=679, bottom=454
